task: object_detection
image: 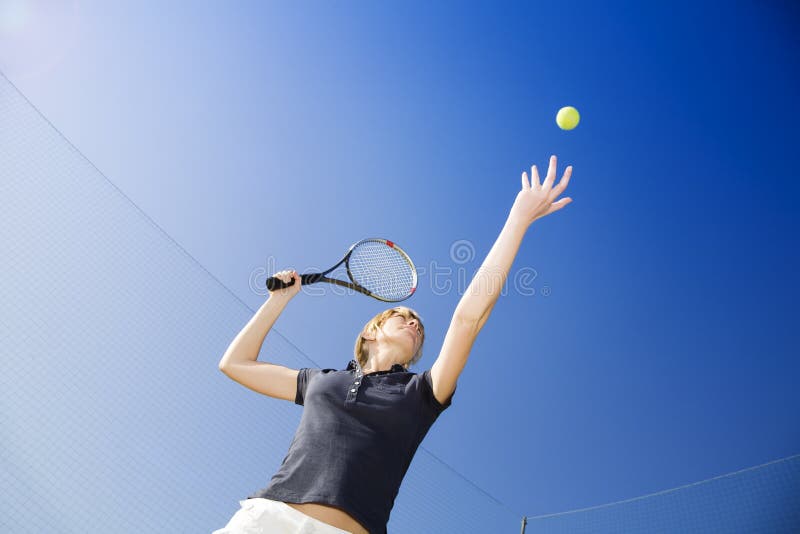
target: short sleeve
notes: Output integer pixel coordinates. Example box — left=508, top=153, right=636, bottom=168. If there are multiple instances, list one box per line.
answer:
left=421, top=369, right=456, bottom=413
left=295, top=368, right=323, bottom=406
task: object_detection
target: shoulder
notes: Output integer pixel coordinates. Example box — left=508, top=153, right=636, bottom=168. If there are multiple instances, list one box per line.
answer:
left=416, top=368, right=456, bottom=411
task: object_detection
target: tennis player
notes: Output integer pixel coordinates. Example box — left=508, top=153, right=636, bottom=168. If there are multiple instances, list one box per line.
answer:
left=216, top=156, right=573, bottom=533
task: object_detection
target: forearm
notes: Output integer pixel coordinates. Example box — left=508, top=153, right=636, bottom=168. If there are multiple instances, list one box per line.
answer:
left=454, top=215, right=529, bottom=325
left=218, top=294, right=292, bottom=368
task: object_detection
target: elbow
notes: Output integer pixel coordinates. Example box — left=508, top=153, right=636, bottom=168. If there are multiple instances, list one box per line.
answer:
left=219, top=351, right=238, bottom=371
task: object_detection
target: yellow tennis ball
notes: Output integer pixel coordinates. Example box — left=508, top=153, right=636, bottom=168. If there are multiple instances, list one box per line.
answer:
left=556, top=106, right=580, bottom=130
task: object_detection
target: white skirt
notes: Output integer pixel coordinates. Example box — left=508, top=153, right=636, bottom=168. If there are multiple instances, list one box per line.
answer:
left=213, top=498, right=353, bottom=534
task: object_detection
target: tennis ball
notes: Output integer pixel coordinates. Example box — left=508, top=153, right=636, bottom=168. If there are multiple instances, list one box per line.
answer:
left=556, top=106, right=580, bottom=130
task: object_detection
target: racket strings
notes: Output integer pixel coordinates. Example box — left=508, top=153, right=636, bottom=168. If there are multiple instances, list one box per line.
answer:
left=348, top=241, right=415, bottom=300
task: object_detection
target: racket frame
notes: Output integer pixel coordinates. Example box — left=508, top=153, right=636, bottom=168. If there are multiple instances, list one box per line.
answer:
left=269, top=237, right=418, bottom=302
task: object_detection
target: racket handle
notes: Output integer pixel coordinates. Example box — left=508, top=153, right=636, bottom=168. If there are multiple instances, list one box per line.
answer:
left=266, top=273, right=323, bottom=291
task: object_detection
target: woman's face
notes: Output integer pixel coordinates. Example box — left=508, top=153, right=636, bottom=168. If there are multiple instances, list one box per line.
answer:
left=378, top=312, right=422, bottom=359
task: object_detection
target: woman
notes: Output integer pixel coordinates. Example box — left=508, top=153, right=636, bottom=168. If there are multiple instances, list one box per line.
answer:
left=216, top=156, right=573, bottom=533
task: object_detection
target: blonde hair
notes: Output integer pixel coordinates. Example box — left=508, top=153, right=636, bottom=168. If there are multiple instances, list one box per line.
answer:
left=354, top=306, right=425, bottom=370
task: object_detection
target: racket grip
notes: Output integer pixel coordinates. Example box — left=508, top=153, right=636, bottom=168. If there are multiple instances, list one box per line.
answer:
left=266, top=276, right=293, bottom=291
left=266, top=273, right=323, bottom=291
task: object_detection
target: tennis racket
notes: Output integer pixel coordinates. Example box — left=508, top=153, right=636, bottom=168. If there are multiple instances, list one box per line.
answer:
left=266, top=238, right=417, bottom=302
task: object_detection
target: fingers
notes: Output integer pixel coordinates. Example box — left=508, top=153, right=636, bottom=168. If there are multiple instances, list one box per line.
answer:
left=548, top=165, right=573, bottom=202
left=543, top=155, right=557, bottom=189
left=532, top=164, right=541, bottom=189
left=529, top=156, right=570, bottom=193
left=276, top=269, right=298, bottom=284
left=545, top=196, right=573, bottom=215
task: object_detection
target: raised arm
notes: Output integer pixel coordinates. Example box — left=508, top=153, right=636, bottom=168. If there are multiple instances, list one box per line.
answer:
left=429, top=155, right=573, bottom=404
left=218, top=270, right=301, bottom=369
left=218, top=270, right=304, bottom=401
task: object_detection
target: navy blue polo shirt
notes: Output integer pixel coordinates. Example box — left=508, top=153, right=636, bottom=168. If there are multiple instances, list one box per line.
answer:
left=246, top=358, right=456, bottom=533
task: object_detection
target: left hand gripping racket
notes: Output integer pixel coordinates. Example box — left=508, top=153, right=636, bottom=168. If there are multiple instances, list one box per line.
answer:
left=265, top=238, right=418, bottom=302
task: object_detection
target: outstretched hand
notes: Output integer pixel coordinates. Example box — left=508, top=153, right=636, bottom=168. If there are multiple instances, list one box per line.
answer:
left=510, top=154, right=573, bottom=227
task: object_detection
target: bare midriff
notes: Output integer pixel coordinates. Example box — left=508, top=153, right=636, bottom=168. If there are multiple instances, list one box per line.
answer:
left=284, top=501, right=370, bottom=534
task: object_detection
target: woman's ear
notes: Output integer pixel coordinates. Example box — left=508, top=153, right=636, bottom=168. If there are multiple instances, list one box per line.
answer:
left=361, top=328, right=376, bottom=342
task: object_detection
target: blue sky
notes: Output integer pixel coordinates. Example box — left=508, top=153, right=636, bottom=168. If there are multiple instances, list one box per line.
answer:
left=2, top=0, right=798, bottom=530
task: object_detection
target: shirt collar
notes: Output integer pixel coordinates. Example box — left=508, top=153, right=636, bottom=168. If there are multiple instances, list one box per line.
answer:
left=346, top=359, right=407, bottom=374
